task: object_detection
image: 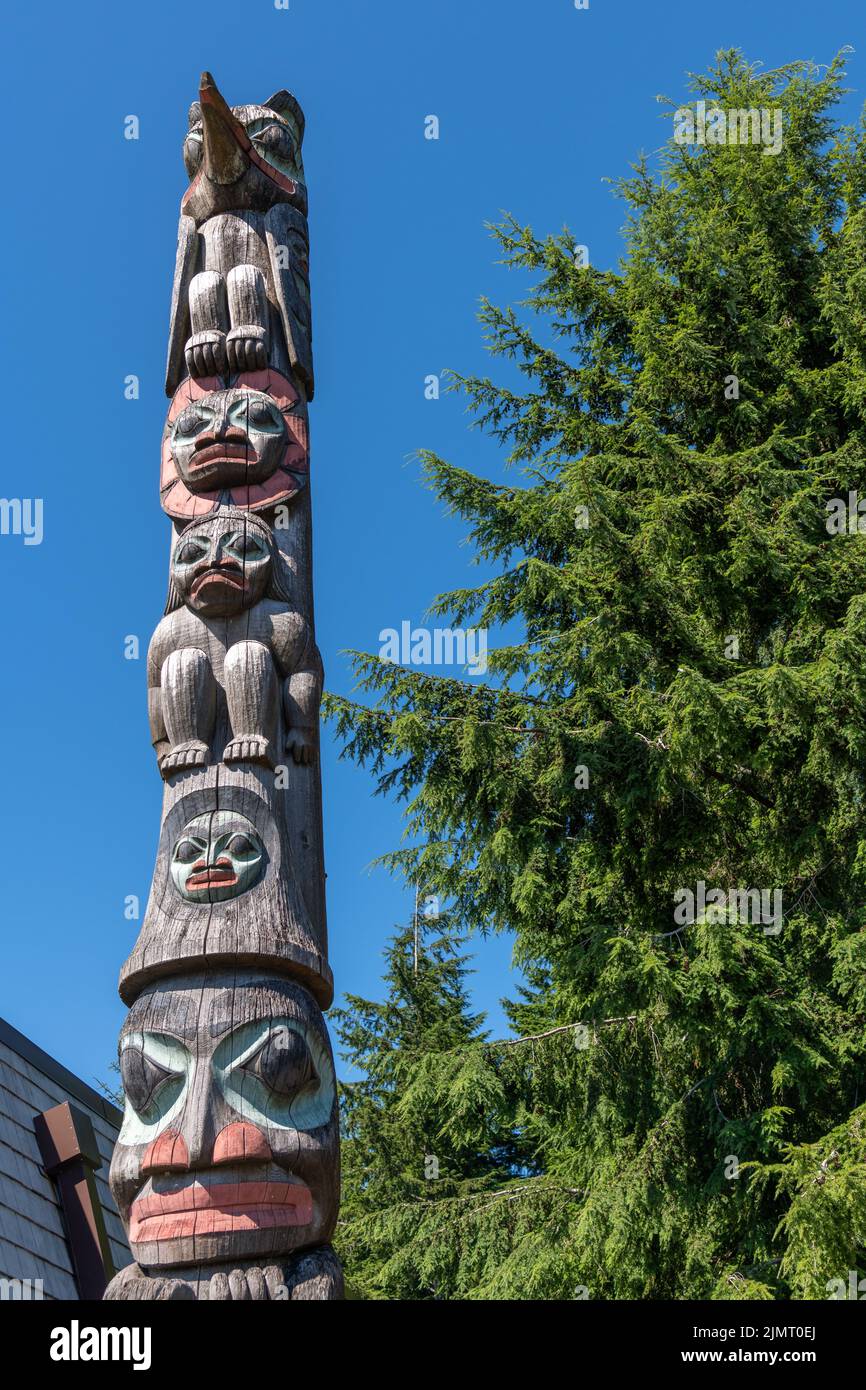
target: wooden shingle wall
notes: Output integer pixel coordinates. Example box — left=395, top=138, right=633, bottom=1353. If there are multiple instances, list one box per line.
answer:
left=0, top=1019, right=131, bottom=1299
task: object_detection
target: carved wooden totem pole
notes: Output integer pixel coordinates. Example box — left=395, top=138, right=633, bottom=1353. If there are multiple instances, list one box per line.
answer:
left=105, top=74, right=342, bottom=1301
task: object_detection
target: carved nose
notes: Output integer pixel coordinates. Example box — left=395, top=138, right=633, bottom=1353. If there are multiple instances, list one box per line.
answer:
left=214, top=537, right=242, bottom=567
left=141, top=1130, right=189, bottom=1175
left=213, top=1122, right=272, bottom=1165
left=139, top=1123, right=271, bottom=1174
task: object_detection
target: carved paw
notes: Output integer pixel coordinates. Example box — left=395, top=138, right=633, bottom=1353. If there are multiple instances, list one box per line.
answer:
left=286, top=728, right=315, bottom=766
left=223, top=734, right=275, bottom=768
left=104, top=1263, right=195, bottom=1302
left=185, top=330, right=227, bottom=378
left=106, top=1248, right=343, bottom=1301
left=206, top=1266, right=290, bottom=1301
left=204, top=1248, right=343, bottom=1301
left=159, top=739, right=210, bottom=779
left=226, top=325, right=268, bottom=374
left=288, top=1245, right=345, bottom=1300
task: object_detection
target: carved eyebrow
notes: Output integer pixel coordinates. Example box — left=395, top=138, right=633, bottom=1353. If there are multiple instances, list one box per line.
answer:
left=124, top=1013, right=294, bottom=1046
left=246, top=115, right=289, bottom=132
left=174, top=407, right=208, bottom=427
left=232, top=396, right=279, bottom=415
left=120, top=1024, right=197, bottom=1046
left=208, top=1014, right=287, bottom=1041
left=209, top=1017, right=254, bottom=1040
left=225, top=531, right=266, bottom=550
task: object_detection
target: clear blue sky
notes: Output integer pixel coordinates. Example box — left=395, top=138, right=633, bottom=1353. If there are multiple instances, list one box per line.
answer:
left=0, top=0, right=862, bottom=1090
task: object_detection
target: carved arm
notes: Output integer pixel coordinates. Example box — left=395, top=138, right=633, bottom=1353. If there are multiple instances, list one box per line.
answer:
left=146, top=621, right=170, bottom=765
left=270, top=610, right=322, bottom=764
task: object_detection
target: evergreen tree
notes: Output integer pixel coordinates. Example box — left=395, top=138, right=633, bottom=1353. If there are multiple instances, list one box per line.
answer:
left=327, top=51, right=866, bottom=1298
left=334, top=913, right=535, bottom=1299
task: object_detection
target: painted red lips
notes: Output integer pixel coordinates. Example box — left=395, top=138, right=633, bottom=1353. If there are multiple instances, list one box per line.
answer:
left=190, top=567, right=247, bottom=599
left=185, top=858, right=238, bottom=892
left=130, top=1180, right=314, bottom=1242
left=190, top=442, right=256, bottom=473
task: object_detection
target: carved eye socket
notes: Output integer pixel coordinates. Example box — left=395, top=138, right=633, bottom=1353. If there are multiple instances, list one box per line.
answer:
left=183, top=131, right=203, bottom=178
left=230, top=398, right=282, bottom=434
left=174, top=837, right=204, bottom=864
left=225, top=834, right=257, bottom=859
left=243, top=119, right=298, bottom=180
left=243, top=1027, right=315, bottom=1098
left=248, top=120, right=291, bottom=150
left=225, top=533, right=266, bottom=563
left=120, top=1045, right=176, bottom=1118
left=175, top=407, right=206, bottom=437
left=249, top=401, right=281, bottom=429
left=176, top=539, right=208, bottom=566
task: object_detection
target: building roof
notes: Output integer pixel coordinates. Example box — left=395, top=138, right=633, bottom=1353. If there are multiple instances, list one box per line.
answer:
left=0, top=1015, right=130, bottom=1299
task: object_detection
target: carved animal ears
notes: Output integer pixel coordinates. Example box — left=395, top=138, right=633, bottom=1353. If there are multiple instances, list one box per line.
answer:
left=264, top=90, right=305, bottom=145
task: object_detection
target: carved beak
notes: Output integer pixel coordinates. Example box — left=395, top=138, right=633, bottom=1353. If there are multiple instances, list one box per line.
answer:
left=199, top=71, right=250, bottom=186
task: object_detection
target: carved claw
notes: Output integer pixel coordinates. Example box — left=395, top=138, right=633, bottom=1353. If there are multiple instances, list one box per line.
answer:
left=159, top=739, right=210, bottom=779
left=223, top=735, right=275, bottom=768
left=206, top=1266, right=289, bottom=1301
left=203, top=1249, right=344, bottom=1301
left=185, top=330, right=227, bottom=378
left=104, top=1249, right=343, bottom=1301
left=226, top=325, right=268, bottom=374
left=286, top=728, right=315, bottom=766
left=104, top=1263, right=195, bottom=1301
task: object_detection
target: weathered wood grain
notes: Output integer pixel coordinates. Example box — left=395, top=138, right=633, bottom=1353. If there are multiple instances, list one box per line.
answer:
left=105, top=1245, right=342, bottom=1301
left=165, top=75, right=312, bottom=397
left=110, top=72, right=340, bottom=1300
left=120, top=765, right=333, bottom=1006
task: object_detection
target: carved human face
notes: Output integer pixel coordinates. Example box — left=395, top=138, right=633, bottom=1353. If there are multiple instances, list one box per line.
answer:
left=171, top=811, right=265, bottom=903
left=110, top=975, right=339, bottom=1268
left=170, top=388, right=288, bottom=492
left=172, top=515, right=272, bottom=617
left=161, top=369, right=308, bottom=521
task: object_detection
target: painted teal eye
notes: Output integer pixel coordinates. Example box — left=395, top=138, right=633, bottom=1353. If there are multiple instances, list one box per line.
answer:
left=183, top=131, right=203, bottom=177
left=214, top=1018, right=335, bottom=1131
left=175, top=407, right=207, bottom=437
left=120, top=1046, right=181, bottom=1120
left=249, top=402, right=280, bottom=428
left=230, top=399, right=282, bottom=433
left=243, top=118, right=299, bottom=180
left=225, top=834, right=256, bottom=858
left=176, top=540, right=208, bottom=566
left=248, top=120, right=291, bottom=149
left=174, top=837, right=204, bottom=864
left=117, top=1033, right=191, bottom=1143
left=243, top=1027, right=314, bottom=1098
left=226, top=533, right=266, bottom=562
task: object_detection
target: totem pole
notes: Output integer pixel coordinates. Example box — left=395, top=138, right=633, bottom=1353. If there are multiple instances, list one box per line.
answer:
left=105, top=73, right=342, bottom=1301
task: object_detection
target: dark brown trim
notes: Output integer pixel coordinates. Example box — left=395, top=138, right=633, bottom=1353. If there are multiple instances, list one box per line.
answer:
left=34, top=1102, right=117, bottom=1300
